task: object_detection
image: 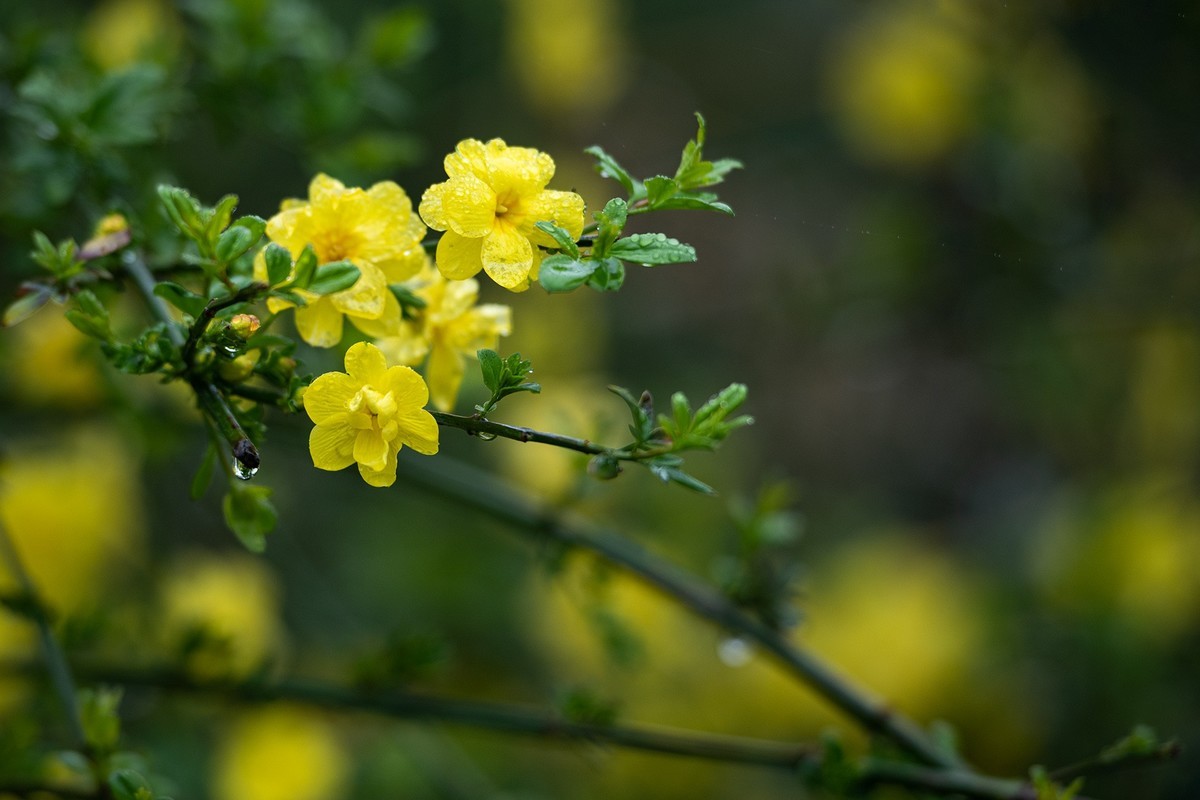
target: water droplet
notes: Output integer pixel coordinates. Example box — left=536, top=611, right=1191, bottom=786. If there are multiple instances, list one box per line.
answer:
left=233, top=459, right=258, bottom=480
left=718, top=637, right=752, bottom=667
left=222, top=345, right=239, bottom=358
left=477, top=431, right=497, bottom=442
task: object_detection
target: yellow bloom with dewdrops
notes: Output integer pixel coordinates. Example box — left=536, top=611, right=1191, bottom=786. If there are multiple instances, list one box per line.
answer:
left=419, top=139, right=585, bottom=292
left=357, top=267, right=512, bottom=411
left=304, top=341, right=439, bottom=487
left=257, top=174, right=429, bottom=347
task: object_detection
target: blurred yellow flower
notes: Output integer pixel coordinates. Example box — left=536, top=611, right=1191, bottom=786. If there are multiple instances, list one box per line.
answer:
left=0, top=427, right=143, bottom=712
left=358, top=268, right=512, bottom=411
left=161, top=552, right=284, bottom=677
left=260, top=174, right=428, bottom=347
left=506, top=0, right=628, bottom=118
left=419, top=139, right=585, bottom=291
left=4, top=307, right=106, bottom=408
left=212, top=706, right=349, bottom=800
left=305, top=342, right=439, bottom=487
left=829, top=4, right=982, bottom=166
left=82, top=0, right=181, bottom=72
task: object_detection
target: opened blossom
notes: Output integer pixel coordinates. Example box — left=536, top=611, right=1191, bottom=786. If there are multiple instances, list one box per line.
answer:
left=258, top=174, right=429, bottom=347
left=358, top=268, right=512, bottom=411
left=304, top=342, right=439, bottom=488
left=419, top=139, right=585, bottom=291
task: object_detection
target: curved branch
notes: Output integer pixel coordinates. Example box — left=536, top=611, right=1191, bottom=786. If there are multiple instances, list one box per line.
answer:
left=394, top=455, right=959, bottom=770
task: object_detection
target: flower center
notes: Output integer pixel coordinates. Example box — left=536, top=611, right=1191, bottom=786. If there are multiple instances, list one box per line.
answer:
left=314, top=228, right=361, bottom=263
left=495, top=190, right=521, bottom=220
left=348, top=386, right=401, bottom=441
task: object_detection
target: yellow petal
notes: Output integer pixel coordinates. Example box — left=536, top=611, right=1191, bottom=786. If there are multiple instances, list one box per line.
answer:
left=435, top=231, right=484, bottom=281
left=520, top=189, right=586, bottom=244
left=366, top=180, right=413, bottom=219
left=373, top=331, right=431, bottom=367
left=384, top=364, right=430, bottom=409
left=357, top=445, right=399, bottom=487
left=397, top=409, right=440, bottom=455
left=426, top=342, right=464, bottom=412
left=444, top=138, right=491, bottom=182
left=354, top=429, right=389, bottom=472
left=446, top=305, right=512, bottom=353
left=331, top=262, right=386, bottom=320
left=351, top=291, right=403, bottom=339
left=487, top=146, right=555, bottom=195
left=437, top=278, right=479, bottom=319
left=480, top=223, right=534, bottom=291
left=295, top=297, right=344, bottom=348
left=309, top=173, right=347, bottom=204
left=309, top=424, right=356, bottom=471
left=303, top=372, right=359, bottom=424
left=344, top=341, right=388, bottom=385
left=434, top=175, right=497, bottom=238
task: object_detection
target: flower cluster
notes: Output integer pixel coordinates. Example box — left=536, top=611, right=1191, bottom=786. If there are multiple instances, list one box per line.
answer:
left=264, top=143, right=582, bottom=486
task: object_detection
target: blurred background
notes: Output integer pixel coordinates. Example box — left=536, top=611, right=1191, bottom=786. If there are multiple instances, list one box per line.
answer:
left=1, top=1, right=1198, bottom=798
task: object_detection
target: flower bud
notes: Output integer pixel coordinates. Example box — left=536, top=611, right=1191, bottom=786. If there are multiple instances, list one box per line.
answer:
left=587, top=454, right=622, bottom=480
left=229, top=314, right=260, bottom=340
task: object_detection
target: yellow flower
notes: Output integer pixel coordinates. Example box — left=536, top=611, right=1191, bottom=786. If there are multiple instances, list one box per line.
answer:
left=160, top=552, right=284, bottom=678
left=259, top=174, right=429, bottom=347
left=304, top=342, right=439, bottom=487
left=357, top=268, right=512, bottom=411
left=419, top=139, right=585, bottom=291
left=212, top=706, right=349, bottom=800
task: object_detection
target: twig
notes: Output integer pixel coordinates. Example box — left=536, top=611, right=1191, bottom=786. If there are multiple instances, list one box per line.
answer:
left=432, top=411, right=606, bottom=455
left=125, top=254, right=260, bottom=473
left=394, top=455, right=959, bottom=769
left=0, top=522, right=87, bottom=748
left=180, top=282, right=267, bottom=367
left=1048, top=739, right=1183, bottom=783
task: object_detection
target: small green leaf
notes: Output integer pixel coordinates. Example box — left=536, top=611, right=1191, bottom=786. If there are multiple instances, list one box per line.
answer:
left=157, top=185, right=203, bottom=237
left=232, top=214, right=266, bottom=241
left=609, top=233, right=697, bottom=265
left=190, top=443, right=218, bottom=501
left=107, top=769, right=155, bottom=800
left=585, top=145, right=637, bottom=196
left=153, top=282, right=206, bottom=317
left=65, top=289, right=112, bottom=341
left=290, top=244, right=318, bottom=290
left=2, top=288, right=51, bottom=327
left=223, top=484, right=276, bottom=552
left=585, top=257, right=625, bottom=292
left=592, top=198, right=628, bottom=257
left=79, top=687, right=122, bottom=752
left=651, top=191, right=734, bottom=215
left=478, top=349, right=503, bottom=393
left=674, top=113, right=743, bottom=190
left=535, top=220, right=580, bottom=258
left=308, top=260, right=361, bottom=295
left=539, top=254, right=596, bottom=293
left=644, top=176, right=678, bottom=208
left=206, top=193, right=239, bottom=241
left=649, top=464, right=716, bottom=496
left=214, top=224, right=258, bottom=264
left=263, top=243, right=294, bottom=286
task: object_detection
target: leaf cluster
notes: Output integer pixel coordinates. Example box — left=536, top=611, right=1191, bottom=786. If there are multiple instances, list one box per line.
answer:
left=539, top=113, right=740, bottom=293
left=475, top=349, right=541, bottom=415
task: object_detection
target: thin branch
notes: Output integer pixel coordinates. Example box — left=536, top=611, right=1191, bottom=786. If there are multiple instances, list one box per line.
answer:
left=60, top=662, right=818, bottom=771
left=0, top=522, right=87, bottom=748
left=180, top=282, right=267, bottom=367
left=125, top=253, right=260, bottom=472
left=858, top=759, right=1069, bottom=800
left=1048, top=740, right=1183, bottom=783
left=431, top=411, right=607, bottom=456
left=394, top=455, right=959, bottom=770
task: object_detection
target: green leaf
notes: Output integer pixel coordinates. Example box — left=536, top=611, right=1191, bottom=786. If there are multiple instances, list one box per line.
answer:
left=232, top=215, right=267, bottom=241
left=290, top=244, right=318, bottom=290
left=592, top=198, right=628, bottom=258
left=79, top=687, right=122, bottom=752
left=263, top=243, right=294, bottom=286
left=223, top=484, right=276, bottom=552
left=214, top=224, right=258, bottom=264
left=649, top=463, right=716, bottom=496
left=609, top=233, right=697, bottom=265
left=107, top=769, right=155, bottom=800
left=539, top=254, right=596, bottom=293
left=30, top=230, right=59, bottom=272
left=674, top=112, right=743, bottom=190
left=584, top=145, right=636, bottom=196
left=190, top=444, right=218, bottom=501
left=66, top=289, right=112, bottom=341
left=478, top=349, right=503, bottom=394
left=535, top=220, right=580, bottom=258
left=2, top=288, right=51, bottom=327
left=206, top=193, right=239, bottom=242
left=157, top=185, right=203, bottom=237
left=153, top=282, right=206, bottom=317
left=651, top=192, right=734, bottom=215
left=308, top=260, right=361, bottom=295
left=644, top=176, right=679, bottom=208
left=585, top=257, right=625, bottom=292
